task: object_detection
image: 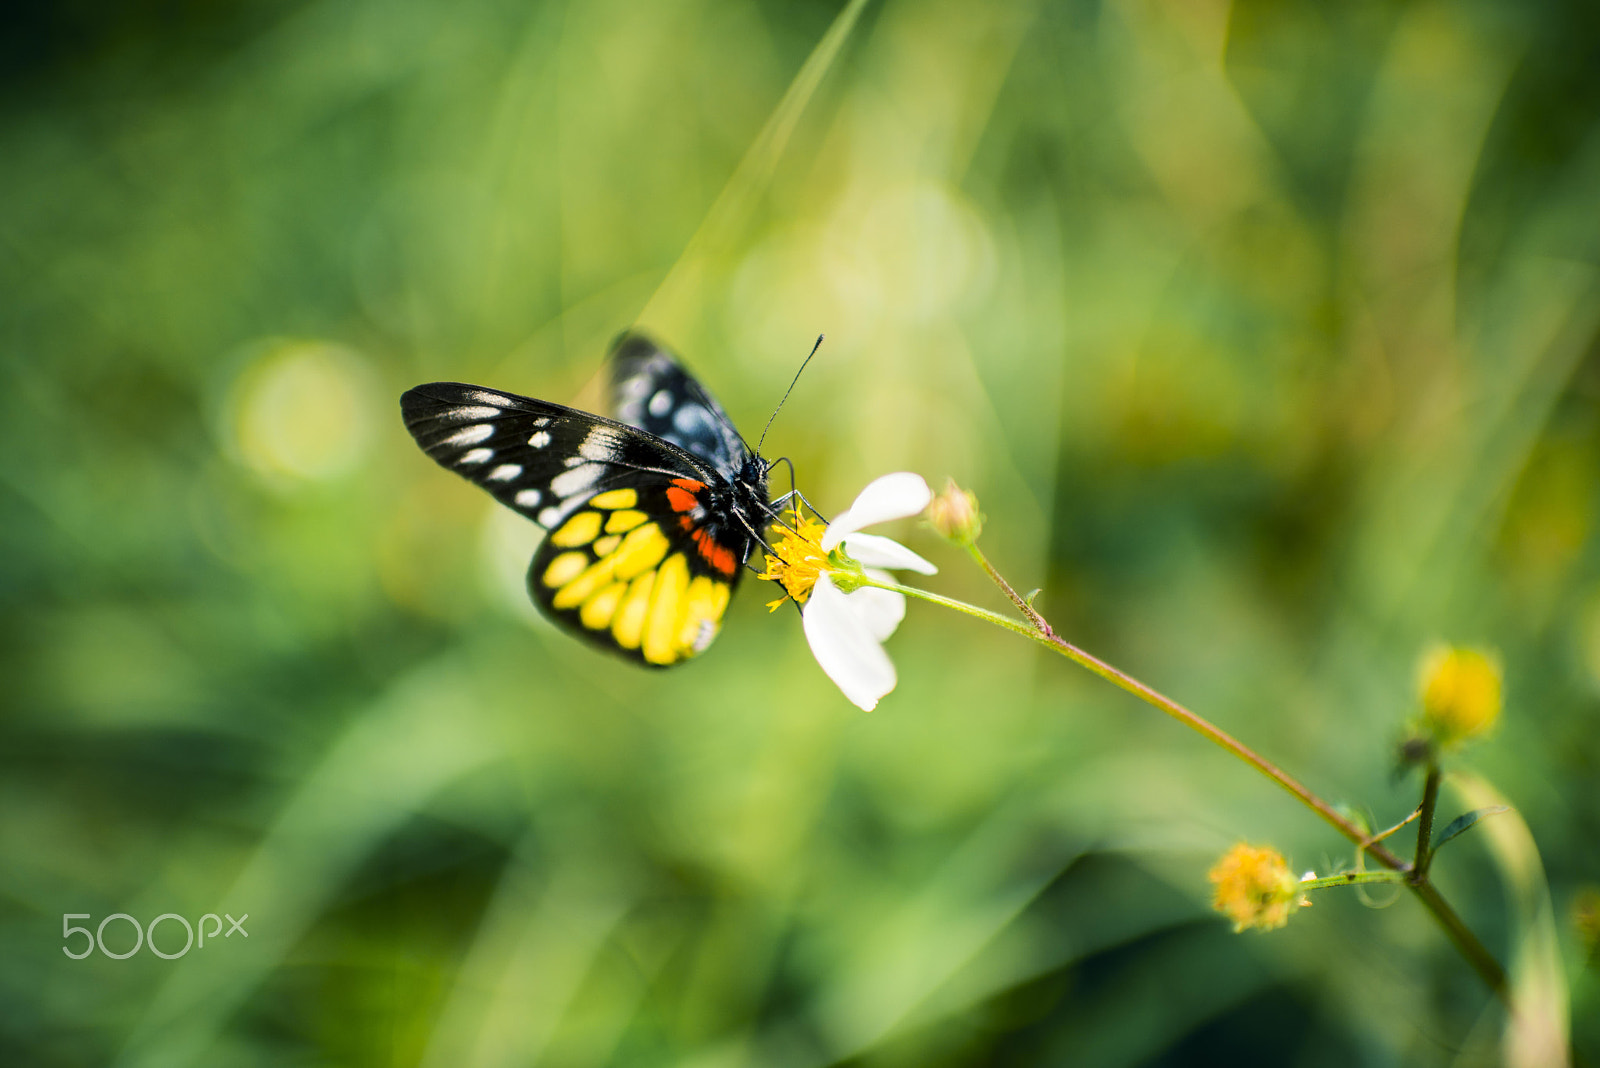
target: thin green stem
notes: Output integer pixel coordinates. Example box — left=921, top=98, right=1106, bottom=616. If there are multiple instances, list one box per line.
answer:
left=1410, top=878, right=1509, bottom=997
left=1300, top=870, right=1406, bottom=892
left=965, top=542, right=1051, bottom=632
left=853, top=575, right=1040, bottom=638
left=1412, top=763, right=1442, bottom=881
left=863, top=541, right=1510, bottom=1003
left=1364, top=805, right=1422, bottom=848
left=880, top=553, right=1409, bottom=873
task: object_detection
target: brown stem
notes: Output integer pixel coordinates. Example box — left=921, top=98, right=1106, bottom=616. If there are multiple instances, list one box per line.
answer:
left=1410, top=878, right=1509, bottom=997
left=970, top=542, right=1052, bottom=633
left=964, top=544, right=1405, bottom=869
left=963, top=541, right=1509, bottom=1003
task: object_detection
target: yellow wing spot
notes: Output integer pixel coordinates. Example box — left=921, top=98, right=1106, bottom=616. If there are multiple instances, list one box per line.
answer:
left=550, top=511, right=602, bottom=547
left=612, top=571, right=656, bottom=650
left=580, top=582, right=626, bottom=630
left=611, top=523, right=670, bottom=579
left=552, top=554, right=617, bottom=609
left=642, top=554, right=690, bottom=665
left=605, top=509, right=647, bottom=533
left=593, top=534, right=621, bottom=557
left=590, top=488, right=638, bottom=510
left=678, top=576, right=731, bottom=653
left=542, top=551, right=590, bottom=588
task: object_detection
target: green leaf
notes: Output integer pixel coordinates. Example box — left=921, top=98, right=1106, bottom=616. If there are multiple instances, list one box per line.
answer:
left=1432, top=806, right=1510, bottom=852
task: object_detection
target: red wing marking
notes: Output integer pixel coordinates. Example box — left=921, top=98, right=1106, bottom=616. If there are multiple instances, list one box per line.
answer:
left=707, top=542, right=735, bottom=576
left=665, top=482, right=700, bottom=513
left=691, top=528, right=738, bottom=576
left=664, top=478, right=735, bottom=574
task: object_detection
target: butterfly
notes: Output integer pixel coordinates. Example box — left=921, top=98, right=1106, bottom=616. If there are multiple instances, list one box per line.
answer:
left=400, top=331, right=776, bottom=666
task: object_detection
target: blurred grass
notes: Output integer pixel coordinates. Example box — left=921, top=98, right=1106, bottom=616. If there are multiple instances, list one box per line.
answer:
left=3, top=0, right=1600, bottom=1065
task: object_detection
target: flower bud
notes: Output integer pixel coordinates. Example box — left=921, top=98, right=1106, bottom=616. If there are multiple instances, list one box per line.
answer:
left=1417, top=644, right=1502, bottom=746
left=926, top=478, right=982, bottom=542
left=1208, top=843, right=1308, bottom=932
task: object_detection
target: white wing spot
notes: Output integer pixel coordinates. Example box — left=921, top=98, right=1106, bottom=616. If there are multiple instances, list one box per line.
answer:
left=579, top=426, right=626, bottom=462
left=458, top=448, right=493, bottom=465
left=462, top=390, right=509, bottom=407
left=537, top=506, right=562, bottom=527
left=515, top=488, right=542, bottom=509
left=443, top=424, right=494, bottom=447
left=673, top=406, right=713, bottom=435
left=487, top=463, right=522, bottom=482
left=445, top=405, right=500, bottom=421
left=528, top=430, right=552, bottom=448
left=648, top=390, right=674, bottom=417
left=551, top=462, right=604, bottom=499
left=693, top=618, right=719, bottom=652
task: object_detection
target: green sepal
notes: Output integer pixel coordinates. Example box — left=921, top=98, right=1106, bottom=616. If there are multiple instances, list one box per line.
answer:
left=826, top=546, right=867, bottom=592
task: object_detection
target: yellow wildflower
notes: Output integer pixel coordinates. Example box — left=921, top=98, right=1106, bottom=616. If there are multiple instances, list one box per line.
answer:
left=1208, top=843, right=1308, bottom=933
left=760, top=475, right=938, bottom=711
left=760, top=511, right=831, bottom=610
left=1418, top=644, right=1502, bottom=746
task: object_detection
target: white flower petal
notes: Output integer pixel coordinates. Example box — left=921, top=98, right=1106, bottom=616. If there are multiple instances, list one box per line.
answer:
left=821, top=472, right=932, bottom=549
left=802, top=574, right=897, bottom=711
left=855, top=569, right=908, bottom=641
left=843, top=532, right=938, bottom=575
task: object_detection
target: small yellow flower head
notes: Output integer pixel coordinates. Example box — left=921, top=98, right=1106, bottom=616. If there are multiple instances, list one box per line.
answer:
left=926, top=478, right=982, bottom=542
left=1418, top=644, right=1502, bottom=746
left=1208, top=843, right=1308, bottom=933
left=759, top=511, right=832, bottom=610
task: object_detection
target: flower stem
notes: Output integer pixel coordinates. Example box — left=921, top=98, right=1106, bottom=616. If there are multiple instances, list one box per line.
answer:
left=882, top=542, right=1510, bottom=1002
left=856, top=575, right=1042, bottom=640
left=1363, top=805, right=1422, bottom=847
left=1300, top=870, right=1406, bottom=892
left=953, top=544, right=1407, bottom=871
left=1408, top=878, right=1508, bottom=998
left=1412, top=763, right=1442, bottom=881
left=965, top=542, right=1052, bottom=632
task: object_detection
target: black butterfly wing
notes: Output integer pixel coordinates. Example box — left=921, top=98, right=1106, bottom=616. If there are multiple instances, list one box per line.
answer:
left=523, top=478, right=739, bottom=667
left=401, top=381, right=744, bottom=666
left=401, top=382, right=681, bottom=528
left=609, top=332, right=749, bottom=476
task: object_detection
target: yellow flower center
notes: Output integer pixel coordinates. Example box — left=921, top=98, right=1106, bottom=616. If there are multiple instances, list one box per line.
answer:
left=759, top=511, right=832, bottom=610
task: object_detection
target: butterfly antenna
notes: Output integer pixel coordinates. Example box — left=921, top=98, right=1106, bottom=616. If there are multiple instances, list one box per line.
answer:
left=756, top=334, right=824, bottom=457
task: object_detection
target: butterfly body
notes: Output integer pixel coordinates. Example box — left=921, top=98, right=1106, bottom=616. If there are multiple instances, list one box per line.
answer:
left=401, top=333, right=770, bottom=666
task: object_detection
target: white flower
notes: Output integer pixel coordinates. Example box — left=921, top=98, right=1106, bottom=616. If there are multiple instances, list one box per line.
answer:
left=763, top=473, right=936, bottom=711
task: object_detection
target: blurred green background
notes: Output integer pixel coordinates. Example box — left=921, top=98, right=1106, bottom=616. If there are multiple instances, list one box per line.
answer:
left=4, top=0, right=1599, bottom=1064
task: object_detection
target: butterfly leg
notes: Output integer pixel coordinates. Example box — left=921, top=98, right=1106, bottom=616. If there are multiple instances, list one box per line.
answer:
left=765, top=487, right=830, bottom=527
